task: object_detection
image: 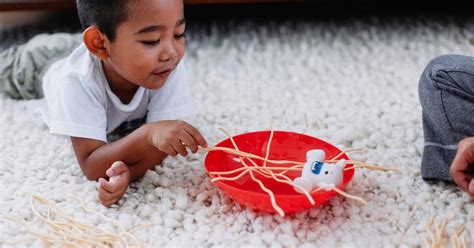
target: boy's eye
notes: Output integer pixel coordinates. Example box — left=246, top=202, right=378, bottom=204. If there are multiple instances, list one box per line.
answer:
left=141, top=40, right=160, bottom=46
left=174, top=32, right=186, bottom=39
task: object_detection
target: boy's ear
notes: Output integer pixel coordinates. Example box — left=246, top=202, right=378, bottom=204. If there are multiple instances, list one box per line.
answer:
left=83, top=27, right=110, bottom=60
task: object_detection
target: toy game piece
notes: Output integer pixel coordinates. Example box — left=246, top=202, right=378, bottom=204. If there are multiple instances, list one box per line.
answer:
left=293, top=149, right=346, bottom=193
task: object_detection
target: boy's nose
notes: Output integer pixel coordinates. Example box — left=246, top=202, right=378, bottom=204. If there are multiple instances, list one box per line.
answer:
left=159, top=43, right=178, bottom=62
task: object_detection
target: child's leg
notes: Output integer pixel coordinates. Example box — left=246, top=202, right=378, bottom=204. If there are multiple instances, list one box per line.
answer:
left=418, top=54, right=474, bottom=181
left=0, top=33, right=81, bottom=99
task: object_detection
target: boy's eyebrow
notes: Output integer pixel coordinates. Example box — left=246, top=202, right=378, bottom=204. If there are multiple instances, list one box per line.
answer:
left=135, top=18, right=186, bottom=35
left=135, top=25, right=164, bottom=35
left=176, top=18, right=186, bottom=26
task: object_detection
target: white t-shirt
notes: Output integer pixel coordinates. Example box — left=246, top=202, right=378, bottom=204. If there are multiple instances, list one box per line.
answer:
left=39, top=44, right=194, bottom=142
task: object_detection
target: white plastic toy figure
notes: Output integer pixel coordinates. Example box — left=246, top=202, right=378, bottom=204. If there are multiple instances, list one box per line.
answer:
left=293, top=149, right=346, bottom=193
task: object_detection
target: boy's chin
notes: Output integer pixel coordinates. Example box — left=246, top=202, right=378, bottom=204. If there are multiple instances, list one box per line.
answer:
left=144, top=79, right=167, bottom=90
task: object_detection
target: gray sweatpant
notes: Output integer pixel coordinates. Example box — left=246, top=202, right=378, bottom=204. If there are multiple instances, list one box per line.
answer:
left=0, top=33, right=82, bottom=99
left=418, top=54, right=474, bottom=182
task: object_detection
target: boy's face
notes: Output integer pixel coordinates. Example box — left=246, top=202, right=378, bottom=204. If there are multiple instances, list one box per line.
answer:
left=104, top=0, right=185, bottom=90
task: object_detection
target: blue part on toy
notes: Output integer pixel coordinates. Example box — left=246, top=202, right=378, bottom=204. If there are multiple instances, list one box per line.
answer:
left=311, top=161, right=324, bottom=174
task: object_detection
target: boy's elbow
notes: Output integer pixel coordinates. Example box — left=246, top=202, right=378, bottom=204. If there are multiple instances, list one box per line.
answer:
left=80, top=162, right=102, bottom=181
left=84, top=172, right=100, bottom=181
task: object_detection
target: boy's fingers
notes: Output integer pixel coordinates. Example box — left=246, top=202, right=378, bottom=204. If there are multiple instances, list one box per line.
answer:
left=172, top=141, right=188, bottom=156
left=101, top=202, right=112, bottom=208
left=468, top=180, right=474, bottom=196
left=98, top=178, right=107, bottom=185
left=99, top=197, right=112, bottom=208
left=162, top=145, right=178, bottom=156
left=103, top=199, right=117, bottom=207
left=106, top=161, right=128, bottom=178
left=98, top=186, right=112, bottom=200
left=180, top=132, right=198, bottom=153
left=156, top=143, right=172, bottom=156
left=98, top=183, right=125, bottom=202
left=98, top=187, right=114, bottom=207
left=450, top=138, right=474, bottom=193
left=98, top=178, right=119, bottom=193
left=168, top=148, right=178, bottom=156
left=183, top=124, right=207, bottom=148
left=450, top=154, right=470, bottom=193
left=98, top=192, right=117, bottom=207
left=98, top=178, right=112, bottom=193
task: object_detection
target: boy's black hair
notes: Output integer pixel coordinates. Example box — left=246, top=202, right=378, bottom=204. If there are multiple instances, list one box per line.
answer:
left=76, top=0, right=130, bottom=41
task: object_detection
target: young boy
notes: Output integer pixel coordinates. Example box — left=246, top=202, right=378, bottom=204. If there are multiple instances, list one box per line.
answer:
left=418, top=54, right=474, bottom=197
left=0, top=0, right=207, bottom=207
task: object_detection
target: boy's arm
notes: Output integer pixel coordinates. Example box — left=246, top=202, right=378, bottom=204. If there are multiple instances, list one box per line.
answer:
left=71, top=123, right=166, bottom=182
left=70, top=120, right=207, bottom=182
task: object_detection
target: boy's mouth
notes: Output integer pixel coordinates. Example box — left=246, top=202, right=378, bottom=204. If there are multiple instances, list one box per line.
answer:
left=152, top=68, right=172, bottom=78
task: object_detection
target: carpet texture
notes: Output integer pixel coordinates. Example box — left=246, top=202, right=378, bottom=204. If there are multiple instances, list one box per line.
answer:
left=1, top=16, right=473, bottom=247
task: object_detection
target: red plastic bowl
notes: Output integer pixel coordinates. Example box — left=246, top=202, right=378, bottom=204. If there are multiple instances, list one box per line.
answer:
left=204, top=130, right=354, bottom=215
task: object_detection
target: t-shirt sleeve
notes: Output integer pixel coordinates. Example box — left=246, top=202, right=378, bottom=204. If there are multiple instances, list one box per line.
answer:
left=43, top=75, right=108, bottom=142
left=147, top=60, right=195, bottom=122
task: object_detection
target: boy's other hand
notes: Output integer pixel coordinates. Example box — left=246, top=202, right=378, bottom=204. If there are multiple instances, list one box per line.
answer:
left=148, top=120, right=207, bottom=157
left=97, top=161, right=130, bottom=207
left=450, top=137, right=474, bottom=197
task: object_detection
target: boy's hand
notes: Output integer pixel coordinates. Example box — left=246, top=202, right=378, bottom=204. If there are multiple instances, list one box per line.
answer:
left=148, top=120, right=207, bottom=157
left=97, top=161, right=130, bottom=207
left=450, top=137, right=474, bottom=197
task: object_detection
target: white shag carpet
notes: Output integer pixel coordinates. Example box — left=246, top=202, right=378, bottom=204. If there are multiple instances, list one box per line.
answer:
left=1, top=17, right=473, bottom=247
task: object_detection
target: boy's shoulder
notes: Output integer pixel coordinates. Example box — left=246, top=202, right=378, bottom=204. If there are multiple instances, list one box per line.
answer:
left=45, top=43, right=106, bottom=87
left=43, top=43, right=107, bottom=99
left=50, top=44, right=100, bottom=81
